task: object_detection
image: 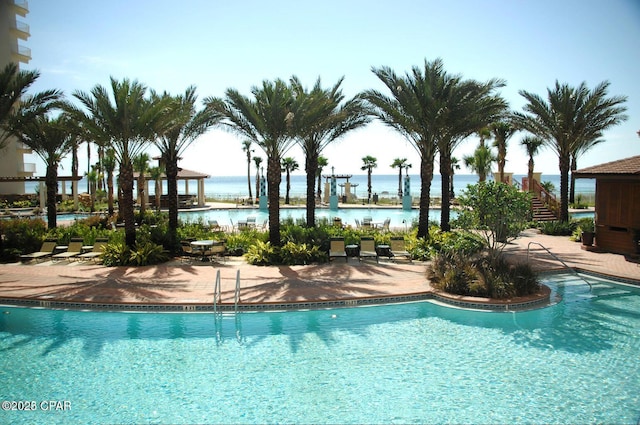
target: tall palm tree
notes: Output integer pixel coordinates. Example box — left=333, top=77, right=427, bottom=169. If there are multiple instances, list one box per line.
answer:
left=206, top=79, right=295, bottom=246
left=464, top=145, right=497, bottom=182
left=102, top=148, right=117, bottom=216
left=148, top=165, right=164, bottom=211
left=0, top=63, right=60, bottom=150
left=362, top=60, right=444, bottom=237
left=70, top=77, right=170, bottom=247
left=520, top=135, right=545, bottom=192
left=490, top=120, right=517, bottom=183
left=316, top=155, right=328, bottom=201
left=450, top=156, right=461, bottom=198
left=514, top=80, right=627, bottom=221
left=242, top=140, right=254, bottom=203
left=153, top=86, right=220, bottom=248
left=133, top=152, right=150, bottom=215
left=289, top=76, right=370, bottom=226
left=437, top=77, right=507, bottom=231
left=391, top=158, right=409, bottom=197
left=86, top=165, right=98, bottom=213
left=253, top=156, right=263, bottom=202
left=9, top=113, right=79, bottom=228
left=361, top=155, right=377, bottom=203
left=281, top=157, right=299, bottom=204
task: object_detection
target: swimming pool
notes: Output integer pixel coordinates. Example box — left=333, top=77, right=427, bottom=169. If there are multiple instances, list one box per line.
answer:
left=1, top=272, right=638, bottom=424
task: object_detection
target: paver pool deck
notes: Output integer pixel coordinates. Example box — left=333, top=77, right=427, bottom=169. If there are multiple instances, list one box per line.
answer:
left=0, top=229, right=637, bottom=310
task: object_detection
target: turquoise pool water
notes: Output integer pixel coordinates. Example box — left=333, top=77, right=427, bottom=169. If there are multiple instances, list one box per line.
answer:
left=1, top=272, right=638, bottom=424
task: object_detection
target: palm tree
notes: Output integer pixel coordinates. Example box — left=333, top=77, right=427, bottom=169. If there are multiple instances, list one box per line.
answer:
left=289, top=76, right=370, bottom=226
left=206, top=79, right=295, bottom=246
left=437, top=77, right=507, bottom=231
left=102, top=148, right=117, bottom=216
left=490, top=120, right=517, bottom=183
left=316, top=155, right=328, bottom=201
left=362, top=60, right=443, bottom=238
left=464, top=145, right=497, bottom=182
left=361, top=155, right=377, bottom=203
left=9, top=113, right=79, bottom=228
left=520, top=135, right=544, bottom=192
left=450, top=156, right=461, bottom=198
left=281, top=157, right=299, bottom=204
left=70, top=77, right=170, bottom=247
left=253, top=156, right=263, bottom=202
left=133, top=152, right=150, bottom=215
left=153, top=86, right=220, bottom=248
left=514, top=80, right=627, bottom=221
left=86, top=165, right=98, bottom=213
left=0, top=63, right=60, bottom=150
left=148, top=165, right=164, bottom=211
left=242, top=140, right=254, bottom=203
left=391, top=158, right=409, bottom=197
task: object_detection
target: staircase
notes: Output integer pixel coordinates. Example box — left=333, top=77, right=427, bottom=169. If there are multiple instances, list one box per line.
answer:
left=531, top=196, right=558, bottom=222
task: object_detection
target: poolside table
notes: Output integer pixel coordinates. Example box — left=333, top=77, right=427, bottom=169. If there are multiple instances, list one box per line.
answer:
left=376, top=244, right=391, bottom=259
left=345, top=244, right=360, bottom=257
left=191, top=240, right=215, bottom=262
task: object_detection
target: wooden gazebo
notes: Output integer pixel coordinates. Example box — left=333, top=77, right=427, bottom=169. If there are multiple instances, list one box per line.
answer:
left=574, top=155, right=640, bottom=255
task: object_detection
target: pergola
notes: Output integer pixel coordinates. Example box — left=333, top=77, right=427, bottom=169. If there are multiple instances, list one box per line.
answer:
left=134, top=168, right=209, bottom=208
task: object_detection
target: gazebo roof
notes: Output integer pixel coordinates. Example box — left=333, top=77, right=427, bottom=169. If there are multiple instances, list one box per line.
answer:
left=574, top=155, right=640, bottom=179
left=134, top=168, right=209, bottom=180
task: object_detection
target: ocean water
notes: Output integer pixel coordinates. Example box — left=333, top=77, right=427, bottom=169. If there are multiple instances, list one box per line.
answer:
left=27, top=174, right=595, bottom=201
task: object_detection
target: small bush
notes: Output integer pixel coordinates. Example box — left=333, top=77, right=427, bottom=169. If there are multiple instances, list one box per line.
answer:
left=538, top=220, right=576, bottom=236
left=101, top=242, right=131, bottom=267
left=245, top=240, right=277, bottom=265
left=129, top=242, right=169, bottom=266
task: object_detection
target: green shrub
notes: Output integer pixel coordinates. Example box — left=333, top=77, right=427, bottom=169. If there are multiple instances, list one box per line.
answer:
left=129, top=241, right=169, bottom=266
left=101, top=242, right=131, bottom=267
left=0, top=218, right=48, bottom=260
left=245, top=240, right=277, bottom=265
left=538, top=220, right=576, bottom=236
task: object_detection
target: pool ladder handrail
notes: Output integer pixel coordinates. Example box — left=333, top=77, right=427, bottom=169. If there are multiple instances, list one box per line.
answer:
left=213, top=269, right=241, bottom=314
left=526, top=241, right=592, bottom=290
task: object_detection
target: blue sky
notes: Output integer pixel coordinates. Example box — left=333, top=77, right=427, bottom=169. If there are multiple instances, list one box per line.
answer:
left=24, top=0, right=640, bottom=177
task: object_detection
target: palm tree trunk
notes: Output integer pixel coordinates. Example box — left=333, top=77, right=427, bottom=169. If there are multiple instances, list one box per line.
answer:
left=397, top=168, right=403, bottom=197
left=528, top=158, right=534, bottom=193
left=255, top=171, right=260, bottom=204
left=45, top=163, right=57, bottom=229
left=440, top=153, right=452, bottom=232
left=137, top=173, right=146, bottom=216
left=367, top=169, right=372, bottom=203
left=247, top=155, right=253, bottom=203
left=285, top=169, right=291, bottom=204
left=166, top=159, right=180, bottom=249
left=107, top=170, right=114, bottom=216
left=267, top=156, right=282, bottom=246
left=417, top=155, right=434, bottom=239
left=559, top=154, right=571, bottom=222
left=306, top=154, right=317, bottom=227
left=569, top=154, right=576, bottom=204
left=119, top=162, right=136, bottom=248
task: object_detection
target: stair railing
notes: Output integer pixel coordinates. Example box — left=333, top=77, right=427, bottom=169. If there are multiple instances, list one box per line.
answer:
left=531, top=179, right=560, bottom=219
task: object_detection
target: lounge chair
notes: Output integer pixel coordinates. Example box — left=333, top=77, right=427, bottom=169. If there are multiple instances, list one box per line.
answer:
left=390, top=236, right=412, bottom=262
left=77, top=238, right=108, bottom=262
left=52, top=238, right=84, bottom=262
left=329, top=237, right=348, bottom=262
left=20, top=239, right=57, bottom=263
left=359, top=237, right=378, bottom=263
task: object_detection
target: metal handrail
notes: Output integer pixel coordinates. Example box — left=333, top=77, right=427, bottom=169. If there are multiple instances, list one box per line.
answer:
left=234, top=270, right=241, bottom=313
left=213, top=269, right=221, bottom=313
left=527, top=241, right=592, bottom=290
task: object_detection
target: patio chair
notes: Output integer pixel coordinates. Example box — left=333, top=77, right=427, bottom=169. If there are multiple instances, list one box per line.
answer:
left=52, top=238, right=84, bottom=262
left=208, top=220, right=222, bottom=232
left=77, top=238, right=109, bottom=262
left=381, top=218, right=391, bottom=232
left=247, top=216, right=256, bottom=228
left=362, top=216, right=373, bottom=228
left=20, top=239, right=57, bottom=263
left=207, top=240, right=227, bottom=262
left=180, top=240, right=198, bottom=263
left=359, top=237, right=378, bottom=263
left=390, top=236, right=412, bottom=262
left=329, top=237, right=348, bottom=262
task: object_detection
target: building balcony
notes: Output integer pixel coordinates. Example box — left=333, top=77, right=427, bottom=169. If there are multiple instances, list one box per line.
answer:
left=11, top=20, right=30, bottom=40
left=12, top=0, right=29, bottom=17
left=12, top=45, right=31, bottom=64
left=18, top=162, right=36, bottom=176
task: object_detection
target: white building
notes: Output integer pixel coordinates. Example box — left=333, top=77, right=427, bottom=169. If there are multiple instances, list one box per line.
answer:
left=0, top=0, right=33, bottom=195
